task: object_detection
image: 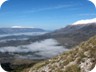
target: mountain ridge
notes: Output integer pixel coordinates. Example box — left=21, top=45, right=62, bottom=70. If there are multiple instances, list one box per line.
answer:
left=0, top=28, right=46, bottom=34
left=0, top=22, right=96, bottom=48
left=49, top=22, right=96, bottom=48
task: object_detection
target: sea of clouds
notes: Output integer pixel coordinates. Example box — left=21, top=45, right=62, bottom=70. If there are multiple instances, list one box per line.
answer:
left=0, top=39, right=68, bottom=59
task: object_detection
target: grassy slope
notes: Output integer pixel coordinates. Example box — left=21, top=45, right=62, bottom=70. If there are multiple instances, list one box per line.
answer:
left=22, top=35, right=96, bottom=72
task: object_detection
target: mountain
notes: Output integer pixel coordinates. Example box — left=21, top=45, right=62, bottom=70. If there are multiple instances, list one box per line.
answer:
left=0, top=30, right=6, bottom=34
left=49, top=23, right=96, bottom=48
left=21, top=35, right=96, bottom=72
left=0, top=22, right=96, bottom=48
left=1, top=21, right=96, bottom=71
left=52, top=23, right=96, bottom=34
left=0, top=28, right=46, bottom=34
left=28, top=22, right=96, bottom=48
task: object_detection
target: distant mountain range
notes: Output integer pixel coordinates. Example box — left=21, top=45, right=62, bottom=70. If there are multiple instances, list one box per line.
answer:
left=0, top=22, right=95, bottom=48
left=0, top=22, right=96, bottom=48
left=0, top=28, right=46, bottom=34
left=28, top=22, right=96, bottom=48
left=0, top=23, right=96, bottom=48
left=49, top=22, right=96, bottom=48
left=52, top=23, right=96, bottom=34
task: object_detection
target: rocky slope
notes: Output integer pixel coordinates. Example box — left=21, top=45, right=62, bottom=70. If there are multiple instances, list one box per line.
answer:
left=21, top=35, right=96, bottom=72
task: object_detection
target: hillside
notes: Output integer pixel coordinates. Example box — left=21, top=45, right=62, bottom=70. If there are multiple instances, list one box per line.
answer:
left=50, top=23, right=96, bottom=48
left=21, top=35, right=96, bottom=72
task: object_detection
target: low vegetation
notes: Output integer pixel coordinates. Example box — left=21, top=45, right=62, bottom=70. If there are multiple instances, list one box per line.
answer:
left=20, top=35, right=96, bottom=72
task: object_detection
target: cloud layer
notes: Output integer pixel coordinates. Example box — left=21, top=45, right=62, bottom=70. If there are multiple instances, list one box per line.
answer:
left=73, top=18, right=96, bottom=25
left=0, top=39, right=68, bottom=59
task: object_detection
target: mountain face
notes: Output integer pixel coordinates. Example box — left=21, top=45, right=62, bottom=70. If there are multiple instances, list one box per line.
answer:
left=0, top=28, right=46, bottom=34
left=21, top=35, right=96, bottom=72
left=49, top=23, right=96, bottom=48
left=55, top=23, right=96, bottom=33
left=53, top=23, right=96, bottom=34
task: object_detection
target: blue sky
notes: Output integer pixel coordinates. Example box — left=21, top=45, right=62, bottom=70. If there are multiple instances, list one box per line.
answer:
left=0, top=0, right=96, bottom=30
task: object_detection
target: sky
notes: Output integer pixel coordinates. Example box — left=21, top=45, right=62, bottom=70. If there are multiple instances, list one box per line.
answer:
left=0, top=0, right=96, bottom=30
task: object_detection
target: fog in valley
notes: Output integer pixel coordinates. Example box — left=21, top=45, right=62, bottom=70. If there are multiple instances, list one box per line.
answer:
left=0, top=39, right=68, bottom=59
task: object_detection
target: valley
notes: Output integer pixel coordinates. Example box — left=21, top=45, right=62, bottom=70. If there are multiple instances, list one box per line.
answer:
left=0, top=22, right=96, bottom=72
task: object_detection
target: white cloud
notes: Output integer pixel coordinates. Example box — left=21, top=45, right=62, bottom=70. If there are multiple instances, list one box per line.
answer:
left=0, top=39, right=68, bottom=58
left=11, top=26, right=34, bottom=28
left=11, top=26, right=24, bottom=28
left=72, top=18, right=96, bottom=25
